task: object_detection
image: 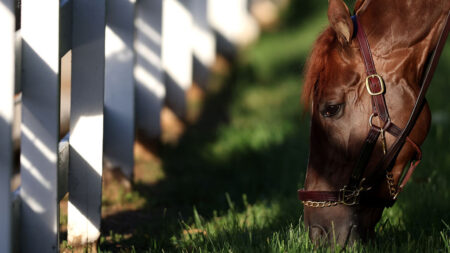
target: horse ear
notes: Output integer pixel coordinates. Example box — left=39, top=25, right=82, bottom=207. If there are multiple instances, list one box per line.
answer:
left=354, top=0, right=365, bottom=12
left=328, top=0, right=353, bottom=45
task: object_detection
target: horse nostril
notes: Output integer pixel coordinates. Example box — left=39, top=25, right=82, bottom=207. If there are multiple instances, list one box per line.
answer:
left=310, top=224, right=328, bottom=242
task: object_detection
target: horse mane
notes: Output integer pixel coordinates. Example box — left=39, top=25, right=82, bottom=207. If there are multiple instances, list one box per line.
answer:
left=301, top=27, right=338, bottom=110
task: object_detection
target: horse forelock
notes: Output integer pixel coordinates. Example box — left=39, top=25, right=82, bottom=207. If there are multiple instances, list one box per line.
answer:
left=302, top=27, right=338, bottom=111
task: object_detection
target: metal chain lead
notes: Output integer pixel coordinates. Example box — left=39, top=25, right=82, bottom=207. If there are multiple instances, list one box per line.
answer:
left=302, top=180, right=372, bottom=208
left=386, top=172, right=398, bottom=199
left=302, top=200, right=338, bottom=208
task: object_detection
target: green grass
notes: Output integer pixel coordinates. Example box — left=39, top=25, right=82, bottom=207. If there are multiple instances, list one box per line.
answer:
left=97, top=3, right=450, bottom=252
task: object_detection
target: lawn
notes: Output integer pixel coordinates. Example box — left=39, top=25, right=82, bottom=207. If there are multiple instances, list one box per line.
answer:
left=93, top=1, right=450, bottom=252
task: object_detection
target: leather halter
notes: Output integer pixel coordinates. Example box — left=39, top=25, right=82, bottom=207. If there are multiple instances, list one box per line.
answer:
left=298, top=11, right=450, bottom=208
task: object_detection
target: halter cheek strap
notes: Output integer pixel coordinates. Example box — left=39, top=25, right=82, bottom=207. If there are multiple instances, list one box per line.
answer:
left=298, top=11, right=450, bottom=208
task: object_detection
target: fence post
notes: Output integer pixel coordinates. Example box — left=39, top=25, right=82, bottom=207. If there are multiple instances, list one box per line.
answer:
left=0, top=0, right=15, bottom=252
left=208, top=0, right=259, bottom=56
left=191, top=0, right=216, bottom=88
left=19, top=0, right=61, bottom=252
left=104, top=0, right=136, bottom=179
left=134, top=0, right=165, bottom=138
left=68, top=0, right=106, bottom=246
left=162, top=0, right=193, bottom=118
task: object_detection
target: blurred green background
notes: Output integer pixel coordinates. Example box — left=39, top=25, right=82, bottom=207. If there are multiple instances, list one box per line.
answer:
left=72, top=0, right=449, bottom=251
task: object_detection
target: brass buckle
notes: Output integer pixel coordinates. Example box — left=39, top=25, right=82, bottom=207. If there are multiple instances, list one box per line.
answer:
left=365, top=74, right=385, bottom=96
left=339, top=186, right=360, bottom=206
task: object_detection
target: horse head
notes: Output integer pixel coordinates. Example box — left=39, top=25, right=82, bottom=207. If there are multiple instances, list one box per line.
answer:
left=301, top=0, right=449, bottom=246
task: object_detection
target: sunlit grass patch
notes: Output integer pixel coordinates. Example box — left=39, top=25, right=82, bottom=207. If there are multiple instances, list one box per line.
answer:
left=171, top=194, right=303, bottom=252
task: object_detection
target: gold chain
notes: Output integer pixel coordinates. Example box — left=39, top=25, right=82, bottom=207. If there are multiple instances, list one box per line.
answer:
left=301, top=180, right=375, bottom=208
left=302, top=200, right=338, bottom=208
left=386, top=172, right=398, bottom=199
left=302, top=176, right=397, bottom=208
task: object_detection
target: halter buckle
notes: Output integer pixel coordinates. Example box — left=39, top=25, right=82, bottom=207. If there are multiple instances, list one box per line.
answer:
left=339, top=186, right=360, bottom=206
left=365, top=74, right=385, bottom=96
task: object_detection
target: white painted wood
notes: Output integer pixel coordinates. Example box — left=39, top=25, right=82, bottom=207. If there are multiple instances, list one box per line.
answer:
left=134, top=0, right=165, bottom=138
left=191, top=0, right=216, bottom=88
left=60, top=0, right=73, bottom=57
left=0, top=0, right=15, bottom=252
left=208, top=0, right=259, bottom=52
left=162, top=0, right=193, bottom=118
left=68, top=0, right=105, bottom=246
left=13, top=32, right=22, bottom=151
left=14, top=31, right=22, bottom=95
left=12, top=95, right=21, bottom=151
left=20, top=0, right=61, bottom=252
left=104, top=0, right=135, bottom=179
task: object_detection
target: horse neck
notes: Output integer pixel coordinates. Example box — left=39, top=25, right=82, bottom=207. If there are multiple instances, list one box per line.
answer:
left=355, top=0, right=449, bottom=87
left=357, top=0, right=449, bottom=55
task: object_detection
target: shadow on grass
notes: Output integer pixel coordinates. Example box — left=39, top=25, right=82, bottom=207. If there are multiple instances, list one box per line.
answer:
left=101, top=56, right=310, bottom=250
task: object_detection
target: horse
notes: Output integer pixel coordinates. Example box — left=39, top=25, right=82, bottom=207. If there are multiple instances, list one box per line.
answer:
left=298, top=0, right=449, bottom=246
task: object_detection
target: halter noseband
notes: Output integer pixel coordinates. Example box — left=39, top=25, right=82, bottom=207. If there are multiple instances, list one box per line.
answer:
left=298, top=12, right=450, bottom=208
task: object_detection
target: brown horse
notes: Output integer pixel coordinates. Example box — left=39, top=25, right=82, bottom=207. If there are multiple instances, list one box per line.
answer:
left=300, top=0, right=449, bottom=246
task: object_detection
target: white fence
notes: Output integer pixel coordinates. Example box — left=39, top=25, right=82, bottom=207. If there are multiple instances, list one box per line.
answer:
left=0, top=0, right=260, bottom=252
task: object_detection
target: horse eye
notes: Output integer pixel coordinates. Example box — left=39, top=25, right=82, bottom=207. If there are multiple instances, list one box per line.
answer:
left=321, top=104, right=342, bottom=118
